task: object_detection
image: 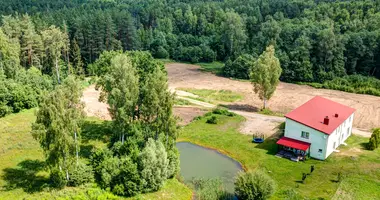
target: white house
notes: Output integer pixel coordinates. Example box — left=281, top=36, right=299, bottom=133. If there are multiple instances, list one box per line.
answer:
left=276, top=96, right=355, bottom=160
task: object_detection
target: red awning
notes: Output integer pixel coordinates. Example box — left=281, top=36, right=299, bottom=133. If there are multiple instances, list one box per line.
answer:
left=276, top=137, right=311, bottom=151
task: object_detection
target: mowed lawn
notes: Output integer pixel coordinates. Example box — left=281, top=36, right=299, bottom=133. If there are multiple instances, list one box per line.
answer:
left=0, top=109, right=192, bottom=200
left=178, top=113, right=380, bottom=200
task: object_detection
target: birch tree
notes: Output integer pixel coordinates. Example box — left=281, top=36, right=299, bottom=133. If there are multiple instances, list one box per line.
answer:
left=98, top=54, right=139, bottom=143
left=32, top=76, right=84, bottom=182
left=250, top=45, right=282, bottom=109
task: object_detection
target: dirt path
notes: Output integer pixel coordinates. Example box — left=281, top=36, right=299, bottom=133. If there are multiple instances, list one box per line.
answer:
left=166, top=63, right=380, bottom=132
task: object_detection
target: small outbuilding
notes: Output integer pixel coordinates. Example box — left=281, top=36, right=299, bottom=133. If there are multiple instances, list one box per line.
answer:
left=277, top=96, right=355, bottom=161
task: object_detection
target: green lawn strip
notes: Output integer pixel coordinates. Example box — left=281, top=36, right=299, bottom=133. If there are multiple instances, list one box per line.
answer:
left=177, top=88, right=243, bottom=103
left=258, top=108, right=285, bottom=117
left=178, top=113, right=380, bottom=199
left=175, top=98, right=193, bottom=106
left=196, top=62, right=224, bottom=74
left=0, top=110, right=192, bottom=200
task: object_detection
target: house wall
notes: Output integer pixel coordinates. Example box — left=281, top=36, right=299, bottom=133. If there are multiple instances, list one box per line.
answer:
left=284, top=118, right=327, bottom=160
left=325, top=113, right=355, bottom=159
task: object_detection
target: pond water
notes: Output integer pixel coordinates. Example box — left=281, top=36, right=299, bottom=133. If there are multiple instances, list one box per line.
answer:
left=176, top=142, right=243, bottom=193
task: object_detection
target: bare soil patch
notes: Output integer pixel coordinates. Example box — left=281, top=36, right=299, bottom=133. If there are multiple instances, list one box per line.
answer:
left=166, top=63, right=380, bottom=131
left=81, top=85, right=207, bottom=126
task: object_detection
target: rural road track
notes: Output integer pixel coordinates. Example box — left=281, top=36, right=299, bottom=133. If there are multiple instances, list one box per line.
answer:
left=175, top=90, right=372, bottom=138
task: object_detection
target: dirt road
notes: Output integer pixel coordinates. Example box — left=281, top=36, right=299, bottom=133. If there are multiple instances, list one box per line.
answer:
left=166, top=63, right=380, bottom=131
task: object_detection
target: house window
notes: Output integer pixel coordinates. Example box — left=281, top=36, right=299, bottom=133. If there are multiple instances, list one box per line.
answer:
left=318, top=149, right=323, bottom=153
left=333, top=142, right=336, bottom=149
left=347, top=127, right=350, bottom=136
left=301, top=131, right=309, bottom=139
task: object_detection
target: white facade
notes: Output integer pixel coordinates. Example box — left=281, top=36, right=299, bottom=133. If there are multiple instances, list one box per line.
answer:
left=284, top=113, right=354, bottom=160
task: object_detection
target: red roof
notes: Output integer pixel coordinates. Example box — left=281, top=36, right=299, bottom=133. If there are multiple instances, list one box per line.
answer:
left=277, top=137, right=311, bottom=151
left=285, top=96, right=355, bottom=135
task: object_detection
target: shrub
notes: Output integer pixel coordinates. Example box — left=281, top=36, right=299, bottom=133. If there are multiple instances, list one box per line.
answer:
left=68, top=162, right=95, bottom=186
left=167, top=148, right=180, bottom=178
left=206, top=116, right=218, bottom=124
left=368, top=128, right=380, bottom=150
left=50, top=168, right=67, bottom=189
left=110, top=156, right=141, bottom=197
left=212, top=108, right=236, bottom=117
left=138, top=139, right=169, bottom=193
left=235, top=171, right=275, bottom=200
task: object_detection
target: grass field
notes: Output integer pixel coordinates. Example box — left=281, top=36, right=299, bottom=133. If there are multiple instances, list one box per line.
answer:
left=178, top=88, right=243, bottom=103
left=175, top=98, right=193, bottom=106
left=178, top=113, right=380, bottom=200
left=196, top=62, right=224, bottom=75
left=0, top=109, right=192, bottom=200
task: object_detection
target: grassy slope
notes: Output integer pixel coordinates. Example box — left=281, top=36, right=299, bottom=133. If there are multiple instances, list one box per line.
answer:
left=0, top=109, right=192, bottom=200
left=178, top=114, right=380, bottom=200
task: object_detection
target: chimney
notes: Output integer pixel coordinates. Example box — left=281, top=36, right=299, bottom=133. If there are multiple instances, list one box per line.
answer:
left=335, top=113, right=339, bottom=118
left=324, top=116, right=330, bottom=125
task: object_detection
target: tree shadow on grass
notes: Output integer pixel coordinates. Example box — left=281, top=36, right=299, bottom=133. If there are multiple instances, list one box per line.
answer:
left=2, top=159, right=49, bottom=193
left=81, top=120, right=113, bottom=143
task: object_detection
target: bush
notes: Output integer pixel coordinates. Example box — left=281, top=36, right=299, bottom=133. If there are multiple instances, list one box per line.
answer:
left=368, top=128, right=380, bottom=150
left=212, top=108, right=236, bottom=117
left=235, top=171, right=275, bottom=200
left=206, top=116, right=218, bottom=124
left=68, top=162, right=95, bottom=186
left=167, top=148, right=180, bottom=178
left=50, top=168, right=68, bottom=189
left=138, top=138, right=169, bottom=193
left=110, top=157, right=141, bottom=197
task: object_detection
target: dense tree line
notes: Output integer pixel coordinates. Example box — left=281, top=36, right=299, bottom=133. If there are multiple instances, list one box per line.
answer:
left=2, top=0, right=380, bottom=84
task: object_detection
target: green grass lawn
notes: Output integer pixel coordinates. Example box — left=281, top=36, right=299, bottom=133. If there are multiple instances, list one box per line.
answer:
left=196, top=62, right=224, bottom=75
left=178, top=88, right=243, bottom=103
left=0, top=109, right=192, bottom=200
left=175, top=98, right=193, bottom=106
left=178, top=113, right=380, bottom=200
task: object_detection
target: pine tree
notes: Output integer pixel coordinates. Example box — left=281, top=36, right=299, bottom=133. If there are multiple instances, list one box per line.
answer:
left=72, top=39, right=84, bottom=76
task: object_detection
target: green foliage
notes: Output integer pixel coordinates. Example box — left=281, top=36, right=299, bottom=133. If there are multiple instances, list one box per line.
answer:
left=32, top=76, right=84, bottom=182
left=138, top=139, right=169, bottom=193
left=368, top=128, right=380, bottom=150
left=191, top=178, right=233, bottom=200
left=250, top=45, right=282, bottom=108
left=167, top=148, right=180, bottom=179
left=206, top=116, right=218, bottom=124
left=234, top=171, right=276, bottom=200
left=302, top=75, right=380, bottom=97
left=50, top=168, right=67, bottom=189
left=212, top=108, right=236, bottom=117
left=223, top=54, right=255, bottom=79
left=110, top=156, right=141, bottom=197
left=68, top=162, right=95, bottom=187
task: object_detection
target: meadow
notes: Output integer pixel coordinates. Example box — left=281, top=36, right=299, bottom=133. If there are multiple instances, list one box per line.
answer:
left=178, top=113, right=380, bottom=200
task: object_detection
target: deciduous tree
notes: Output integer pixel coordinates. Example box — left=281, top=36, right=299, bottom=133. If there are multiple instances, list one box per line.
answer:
left=250, top=45, right=282, bottom=109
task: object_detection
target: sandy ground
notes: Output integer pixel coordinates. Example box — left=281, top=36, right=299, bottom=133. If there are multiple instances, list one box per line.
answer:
left=166, top=63, right=380, bottom=132
left=81, top=63, right=376, bottom=137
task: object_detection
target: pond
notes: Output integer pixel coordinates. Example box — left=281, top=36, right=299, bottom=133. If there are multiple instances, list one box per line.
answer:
left=176, top=142, right=243, bottom=193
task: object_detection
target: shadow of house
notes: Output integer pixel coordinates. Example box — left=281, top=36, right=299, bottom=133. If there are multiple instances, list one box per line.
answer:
left=254, top=122, right=285, bottom=155
left=219, top=104, right=259, bottom=112
left=2, top=160, right=49, bottom=193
